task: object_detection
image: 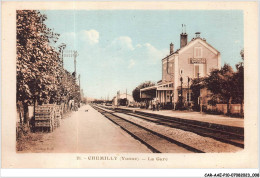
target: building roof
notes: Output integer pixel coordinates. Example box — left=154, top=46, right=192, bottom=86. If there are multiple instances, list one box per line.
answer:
left=178, top=37, right=220, bottom=55
left=162, top=37, right=220, bottom=61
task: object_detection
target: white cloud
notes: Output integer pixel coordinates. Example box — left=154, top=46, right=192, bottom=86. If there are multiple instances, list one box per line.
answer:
left=110, top=36, right=134, bottom=51
left=134, top=43, right=168, bottom=64
left=79, top=29, right=99, bottom=45
left=99, top=37, right=168, bottom=70
left=58, top=30, right=99, bottom=50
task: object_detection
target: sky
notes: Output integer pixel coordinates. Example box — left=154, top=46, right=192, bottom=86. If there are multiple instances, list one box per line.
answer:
left=41, top=10, right=244, bottom=99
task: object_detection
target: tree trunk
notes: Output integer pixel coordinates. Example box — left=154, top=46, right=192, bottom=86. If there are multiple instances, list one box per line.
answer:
left=227, top=97, right=232, bottom=115
left=23, top=102, right=29, bottom=125
left=33, top=97, right=36, bottom=119
left=18, top=104, right=23, bottom=124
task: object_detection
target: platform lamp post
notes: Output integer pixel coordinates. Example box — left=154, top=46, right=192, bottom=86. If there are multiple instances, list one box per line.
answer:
left=180, top=77, right=183, bottom=109
left=180, top=77, right=183, bottom=99
left=187, top=76, right=190, bottom=109
left=197, top=72, right=202, bottom=114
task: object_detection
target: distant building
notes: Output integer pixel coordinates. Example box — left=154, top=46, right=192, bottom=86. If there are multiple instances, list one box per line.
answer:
left=140, top=28, right=221, bottom=109
left=112, top=93, right=134, bottom=106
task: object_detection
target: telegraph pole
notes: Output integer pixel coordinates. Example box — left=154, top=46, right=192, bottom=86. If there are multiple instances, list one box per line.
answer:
left=180, top=77, right=183, bottom=99
left=63, top=49, right=79, bottom=78
left=78, top=74, right=81, bottom=103
left=78, top=74, right=80, bottom=88
left=180, top=76, right=183, bottom=109
left=58, top=43, right=66, bottom=68
left=73, top=51, right=79, bottom=77
left=197, top=72, right=202, bottom=114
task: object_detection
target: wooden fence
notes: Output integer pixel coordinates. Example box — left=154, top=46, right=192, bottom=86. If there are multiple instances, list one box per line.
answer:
left=207, top=104, right=243, bottom=114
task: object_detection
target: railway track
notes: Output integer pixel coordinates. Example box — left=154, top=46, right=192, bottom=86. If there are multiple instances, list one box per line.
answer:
left=97, top=105, right=244, bottom=149
left=91, top=104, right=204, bottom=153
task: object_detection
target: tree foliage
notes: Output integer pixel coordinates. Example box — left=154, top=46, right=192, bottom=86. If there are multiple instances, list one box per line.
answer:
left=233, top=49, right=244, bottom=114
left=203, top=64, right=234, bottom=114
left=205, top=64, right=234, bottom=100
left=17, top=10, right=61, bottom=105
left=203, top=62, right=244, bottom=114
left=190, top=51, right=244, bottom=115
left=132, top=81, right=155, bottom=102
left=16, top=10, right=81, bottom=124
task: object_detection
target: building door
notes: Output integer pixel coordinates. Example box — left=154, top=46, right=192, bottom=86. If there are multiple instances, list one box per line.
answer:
left=194, top=64, right=205, bottom=78
left=195, top=65, right=200, bottom=78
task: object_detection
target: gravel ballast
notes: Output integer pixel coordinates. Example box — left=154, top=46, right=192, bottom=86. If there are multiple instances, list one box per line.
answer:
left=114, top=113, right=242, bottom=153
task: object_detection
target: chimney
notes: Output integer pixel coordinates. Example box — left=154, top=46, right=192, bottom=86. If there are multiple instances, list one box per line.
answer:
left=170, top=43, right=174, bottom=54
left=180, top=24, right=188, bottom=48
left=195, top=32, right=201, bottom=38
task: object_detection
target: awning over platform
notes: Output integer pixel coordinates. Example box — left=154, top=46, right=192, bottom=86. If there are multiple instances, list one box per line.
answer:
left=140, top=86, right=157, bottom=99
left=140, top=85, right=157, bottom=92
left=140, top=82, right=174, bottom=92
left=140, top=82, right=174, bottom=99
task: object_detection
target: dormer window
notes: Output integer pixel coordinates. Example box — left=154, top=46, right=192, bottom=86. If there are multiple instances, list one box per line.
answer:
left=194, top=47, right=202, bottom=58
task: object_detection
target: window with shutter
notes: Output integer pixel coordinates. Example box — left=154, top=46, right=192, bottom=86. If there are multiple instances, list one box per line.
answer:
left=194, top=47, right=202, bottom=58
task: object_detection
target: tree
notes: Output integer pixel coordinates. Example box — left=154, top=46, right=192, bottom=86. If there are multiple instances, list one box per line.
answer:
left=62, top=70, right=81, bottom=104
left=132, top=81, right=155, bottom=102
left=17, top=10, right=60, bottom=124
left=17, top=10, right=82, bottom=127
left=204, top=64, right=235, bottom=114
left=232, top=49, right=244, bottom=114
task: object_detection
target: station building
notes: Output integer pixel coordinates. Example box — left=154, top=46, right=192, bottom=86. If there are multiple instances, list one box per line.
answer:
left=140, top=30, right=221, bottom=109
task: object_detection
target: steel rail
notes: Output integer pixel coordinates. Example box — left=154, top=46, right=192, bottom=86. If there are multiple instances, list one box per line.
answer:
left=92, top=105, right=205, bottom=153
left=98, top=105, right=244, bottom=148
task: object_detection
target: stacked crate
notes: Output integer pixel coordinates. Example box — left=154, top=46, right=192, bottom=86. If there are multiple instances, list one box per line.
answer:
left=34, top=105, right=55, bottom=132
left=54, top=105, right=61, bottom=128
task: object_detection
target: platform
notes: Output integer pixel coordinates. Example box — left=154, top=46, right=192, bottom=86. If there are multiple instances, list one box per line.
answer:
left=110, top=106, right=244, bottom=134
left=19, top=104, right=151, bottom=153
